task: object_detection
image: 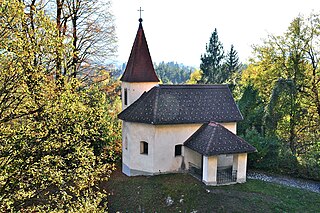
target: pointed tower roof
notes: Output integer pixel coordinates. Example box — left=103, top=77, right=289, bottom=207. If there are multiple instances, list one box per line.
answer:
left=120, top=19, right=159, bottom=82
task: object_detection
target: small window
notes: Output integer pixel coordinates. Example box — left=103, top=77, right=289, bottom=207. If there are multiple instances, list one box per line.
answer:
left=175, top=145, right=182, bottom=156
left=124, top=88, right=128, bottom=105
left=140, top=141, right=148, bottom=155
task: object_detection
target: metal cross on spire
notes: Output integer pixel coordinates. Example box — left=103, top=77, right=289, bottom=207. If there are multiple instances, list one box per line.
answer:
left=138, top=7, right=144, bottom=22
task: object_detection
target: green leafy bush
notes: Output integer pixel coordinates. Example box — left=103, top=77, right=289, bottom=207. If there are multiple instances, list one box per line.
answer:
left=244, top=129, right=280, bottom=170
left=0, top=1, right=121, bottom=211
left=0, top=80, right=121, bottom=211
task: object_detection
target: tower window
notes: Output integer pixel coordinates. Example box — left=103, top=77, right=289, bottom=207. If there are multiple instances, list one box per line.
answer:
left=140, top=141, right=148, bottom=155
left=124, top=88, right=128, bottom=105
left=175, top=145, right=182, bottom=156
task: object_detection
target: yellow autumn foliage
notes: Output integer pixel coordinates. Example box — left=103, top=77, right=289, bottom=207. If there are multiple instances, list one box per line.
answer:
left=0, top=0, right=121, bottom=211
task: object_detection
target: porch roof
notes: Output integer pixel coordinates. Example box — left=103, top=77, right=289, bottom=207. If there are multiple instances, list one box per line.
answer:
left=184, top=122, right=256, bottom=156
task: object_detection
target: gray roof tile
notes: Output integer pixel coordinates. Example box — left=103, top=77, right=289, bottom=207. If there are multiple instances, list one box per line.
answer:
left=118, top=84, right=243, bottom=124
left=184, top=122, right=257, bottom=156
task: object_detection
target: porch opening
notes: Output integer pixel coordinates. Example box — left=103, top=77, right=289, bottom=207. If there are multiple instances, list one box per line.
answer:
left=188, top=162, right=202, bottom=180
left=217, top=166, right=237, bottom=185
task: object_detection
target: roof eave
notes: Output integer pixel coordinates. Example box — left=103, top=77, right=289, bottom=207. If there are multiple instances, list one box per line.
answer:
left=202, top=148, right=257, bottom=156
left=118, top=119, right=243, bottom=125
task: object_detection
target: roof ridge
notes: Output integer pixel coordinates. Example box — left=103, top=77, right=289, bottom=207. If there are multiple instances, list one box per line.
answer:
left=152, top=87, right=160, bottom=124
left=183, top=121, right=257, bottom=156
left=210, top=121, right=257, bottom=153
left=159, top=84, right=228, bottom=89
left=205, top=123, right=217, bottom=155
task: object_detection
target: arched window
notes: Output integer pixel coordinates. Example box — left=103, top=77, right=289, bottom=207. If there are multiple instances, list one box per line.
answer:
left=175, top=145, right=182, bottom=156
left=140, top=141, right=148, bottom=155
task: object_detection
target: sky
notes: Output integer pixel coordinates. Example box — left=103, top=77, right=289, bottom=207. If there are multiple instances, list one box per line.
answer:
left=112, top=0, right=320, bottom=67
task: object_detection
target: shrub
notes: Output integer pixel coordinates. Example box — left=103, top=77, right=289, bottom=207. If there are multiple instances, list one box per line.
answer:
left=0, top=80, right=120, bottom=212
left=244, top=129, right=280, bottom=170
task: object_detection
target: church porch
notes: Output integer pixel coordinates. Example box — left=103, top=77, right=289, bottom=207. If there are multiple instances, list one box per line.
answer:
left=202, top=153, right=248, bottom=185
left=183, top=122, right=256, bottom=186
left=187, top=153, right=248, bottom=186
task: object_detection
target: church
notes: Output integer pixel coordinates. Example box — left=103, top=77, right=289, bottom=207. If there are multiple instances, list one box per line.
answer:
left=118, top=18, right=256, bottom=186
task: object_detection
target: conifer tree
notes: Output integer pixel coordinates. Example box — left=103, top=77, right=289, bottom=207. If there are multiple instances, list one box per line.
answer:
left=223, top=45, right=242, bottom=91
left=200, top=28, right=224, bottom=84
left=225, top=44, right=241, bottom=77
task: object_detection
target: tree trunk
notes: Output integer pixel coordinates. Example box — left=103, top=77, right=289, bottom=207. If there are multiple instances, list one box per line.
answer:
left=71, top=0, right=78, bottom=78
left=55, top=0, right=64, bottom=81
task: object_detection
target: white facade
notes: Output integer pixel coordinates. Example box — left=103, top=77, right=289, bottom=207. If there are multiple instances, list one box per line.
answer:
left=122, top=121, right=238, bottom=176
left=153, top=124, right=201, bottom=173
left=234, top=153, right=248, bottom=183
left=122, top=122, right=156, bottom=176
left=120, top=78, right=250, bottom=185
left=202, top=156, right=218, bottom=185
left=121, top=81, right=158, bottom=110
left=185, top=148, right=248, bottom=185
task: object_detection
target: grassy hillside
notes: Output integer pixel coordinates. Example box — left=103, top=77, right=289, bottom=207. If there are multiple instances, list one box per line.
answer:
left=105, top=169, right=320, bottom=212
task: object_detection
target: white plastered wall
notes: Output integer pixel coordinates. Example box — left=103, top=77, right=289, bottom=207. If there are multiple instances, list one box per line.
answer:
left=122, top=120, right=238, bottom=176
left=202, top=156, right=218, bottom=185
left=121, top=82, right=158, bottom=110
left=184, top=147, right=202, bottom=170
left=151, top=122, right=237, bottom=173
left=218, top=154, right=234, bottom=168
left=235, top=153, right=248, bottom=183
left=221, top=122, right=237, bottom=134
left=122, top=122, right=156, bottom=176
left=153, top=124, right=202, bottom=173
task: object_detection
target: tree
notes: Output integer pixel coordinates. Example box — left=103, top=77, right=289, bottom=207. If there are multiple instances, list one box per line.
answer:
left=200, top=28, right=224, bottom=83
left=0, top=0, right=61, bottom=123
left=63, top=0, right=117, bottom=79
left=241, top=13, right=320, bottom=170
left=0, top=1, right=120, bottom=211
left=237, top=85, right=264, bottom=136
left=186, top=69, right=203, bottom=84
left=225, top=45, right=241, bottom=77
left=223, top=45, right=244, bottom=93
left=242, top=128, right=280, bottom=170
left=24, top=0, right=117, bottom=80
left=154, top=61, right=194, bottom=84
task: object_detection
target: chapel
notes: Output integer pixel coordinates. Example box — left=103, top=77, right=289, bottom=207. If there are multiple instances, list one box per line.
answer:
left=118, top=18, right=256, bottom=185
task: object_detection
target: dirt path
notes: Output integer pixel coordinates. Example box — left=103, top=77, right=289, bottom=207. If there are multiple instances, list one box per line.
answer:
left=247, top=171, right=320, bottom=193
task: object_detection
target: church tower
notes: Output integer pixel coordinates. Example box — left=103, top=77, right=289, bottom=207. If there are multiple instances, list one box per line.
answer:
left=120, top=18, right=159, bottom=110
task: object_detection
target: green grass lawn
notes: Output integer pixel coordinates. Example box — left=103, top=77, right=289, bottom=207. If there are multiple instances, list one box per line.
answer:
left=104, top=169, right=320, bottom=213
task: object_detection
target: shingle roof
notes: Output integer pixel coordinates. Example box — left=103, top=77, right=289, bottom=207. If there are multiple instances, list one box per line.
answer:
left=184, top=122, right=257, bottom=156
left=120, top=20, right=159, bottom=82
left=118, top=84, right=243, bottom=124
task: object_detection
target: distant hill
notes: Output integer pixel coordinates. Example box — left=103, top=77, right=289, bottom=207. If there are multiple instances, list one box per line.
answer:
left=155, top=61, right=195, bottom=84
left=112, top=61, right=195, bottom=84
